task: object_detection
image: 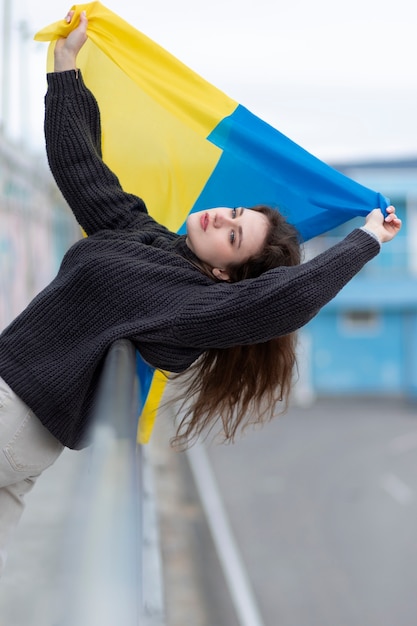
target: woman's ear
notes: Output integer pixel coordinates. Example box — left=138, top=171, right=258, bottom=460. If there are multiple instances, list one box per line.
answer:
left=211, top=267, right=230, bottom=281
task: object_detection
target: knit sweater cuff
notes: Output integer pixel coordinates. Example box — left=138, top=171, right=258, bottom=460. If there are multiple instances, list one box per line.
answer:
left=359, top=226, right=382, bottom=248
left=46, top=69, right=86, bottom=95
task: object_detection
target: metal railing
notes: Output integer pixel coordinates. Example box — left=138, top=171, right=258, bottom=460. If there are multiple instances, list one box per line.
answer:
left=60, top=340, right=165, bottom=626
left=58, top=339, right=264, bottom=625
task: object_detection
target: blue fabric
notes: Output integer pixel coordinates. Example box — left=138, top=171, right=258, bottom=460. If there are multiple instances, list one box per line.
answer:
left=135, top=354, right=155, bottom=407
left=179, top=105, right=389, bottom=241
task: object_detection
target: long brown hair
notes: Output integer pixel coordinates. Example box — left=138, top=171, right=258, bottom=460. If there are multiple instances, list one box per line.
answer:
left=171, top=205, right=302, bottom=448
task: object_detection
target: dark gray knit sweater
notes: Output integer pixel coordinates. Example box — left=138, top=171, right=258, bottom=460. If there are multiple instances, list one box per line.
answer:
left=0, top=70, right=380, bottom=449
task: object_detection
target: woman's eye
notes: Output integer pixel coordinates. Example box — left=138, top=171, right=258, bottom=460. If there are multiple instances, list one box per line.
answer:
left=231, top=207, right=237, bottom=218
left=230, top=230, right=235, bottom=244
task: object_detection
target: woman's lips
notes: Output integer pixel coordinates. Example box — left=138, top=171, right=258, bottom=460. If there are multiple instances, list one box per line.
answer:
left=200, top=212, right=209, bottom=231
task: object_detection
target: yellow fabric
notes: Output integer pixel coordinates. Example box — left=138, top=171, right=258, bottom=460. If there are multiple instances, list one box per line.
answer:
left=35, top=2, right=238, bottom=442
left=136, top=370, right=168, bottom=444
left=35, top=2, right=237, bottom=231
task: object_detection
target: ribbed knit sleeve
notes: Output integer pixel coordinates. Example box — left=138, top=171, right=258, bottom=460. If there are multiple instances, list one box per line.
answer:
left=44, top=70, right=151, bottom=235
left=173, top=228, right=381, bottom=349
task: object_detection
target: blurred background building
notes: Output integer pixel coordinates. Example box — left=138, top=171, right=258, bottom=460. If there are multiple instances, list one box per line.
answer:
left=298, top=158, right=417, bottom=403
left=0, top=133, right=80, bottom=328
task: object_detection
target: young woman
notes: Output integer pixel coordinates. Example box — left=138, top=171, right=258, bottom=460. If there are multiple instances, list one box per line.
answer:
left=0, top=12, right=401, bottom=574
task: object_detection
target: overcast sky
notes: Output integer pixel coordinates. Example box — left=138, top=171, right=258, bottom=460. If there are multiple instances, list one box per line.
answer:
left=2, top=0, right=416, bottom=162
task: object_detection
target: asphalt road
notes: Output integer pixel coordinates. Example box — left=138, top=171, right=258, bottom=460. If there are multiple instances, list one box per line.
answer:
left=206, top=397, right=417, bottom=626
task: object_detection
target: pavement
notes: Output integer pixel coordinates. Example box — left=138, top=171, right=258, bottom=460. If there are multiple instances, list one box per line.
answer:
left=1, top=396, right=416, bottom=626
left=0, top=448, right=90, bottom=626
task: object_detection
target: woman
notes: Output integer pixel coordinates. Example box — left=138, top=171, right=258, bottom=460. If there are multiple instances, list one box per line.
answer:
left=0, top=12, right=401, bottom=573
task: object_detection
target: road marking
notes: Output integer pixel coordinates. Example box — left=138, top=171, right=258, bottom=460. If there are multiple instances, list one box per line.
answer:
left=187, top=441, right=265, bottom=626
left=388, top=430, right=417, bottom=455
left=381, top=473, right=414, bottom=505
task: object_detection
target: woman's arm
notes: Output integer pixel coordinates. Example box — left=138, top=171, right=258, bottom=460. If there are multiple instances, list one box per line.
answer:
left=45, top=11, right=150, bottom=235
left=173, top=226, right=390, bottom=349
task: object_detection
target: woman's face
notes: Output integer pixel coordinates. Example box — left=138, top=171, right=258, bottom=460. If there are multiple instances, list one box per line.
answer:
left=186, top=207, right=269, bottom=280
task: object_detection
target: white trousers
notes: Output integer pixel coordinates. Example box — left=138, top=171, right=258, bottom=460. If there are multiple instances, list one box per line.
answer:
left=0, top=377, right=64, bottom=576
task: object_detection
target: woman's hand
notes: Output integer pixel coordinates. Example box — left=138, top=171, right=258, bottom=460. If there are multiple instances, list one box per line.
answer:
left=364, top=206, right=402, bottom=243
left=54, top=10, right=88, bottom=72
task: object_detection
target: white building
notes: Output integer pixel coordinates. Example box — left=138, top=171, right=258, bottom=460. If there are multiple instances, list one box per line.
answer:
left=0, top=134, right=80, bottom=327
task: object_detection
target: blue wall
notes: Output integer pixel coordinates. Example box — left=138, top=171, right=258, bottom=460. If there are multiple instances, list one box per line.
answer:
left=309, top=310, right=405, bottom=394
left=304, top=159, right=417, bottom=399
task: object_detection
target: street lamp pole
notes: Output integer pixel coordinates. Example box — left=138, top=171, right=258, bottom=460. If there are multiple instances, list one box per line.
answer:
left=1, top=0, right=12, bottom=135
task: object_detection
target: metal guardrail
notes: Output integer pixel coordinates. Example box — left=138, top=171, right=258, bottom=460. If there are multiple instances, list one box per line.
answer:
left=60, top=340, right=165, bottom=626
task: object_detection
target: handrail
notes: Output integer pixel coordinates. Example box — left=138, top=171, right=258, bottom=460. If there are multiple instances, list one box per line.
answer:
left=60, top=340, right=165, bottom=625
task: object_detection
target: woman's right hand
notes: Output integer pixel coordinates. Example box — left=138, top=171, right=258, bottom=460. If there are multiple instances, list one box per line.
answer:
left=364, top=206, right=402, bottom=243
left=54, top=10, right=88, bottom=72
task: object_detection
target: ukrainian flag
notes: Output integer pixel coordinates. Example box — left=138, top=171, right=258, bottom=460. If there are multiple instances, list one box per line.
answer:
left=35, top=2, right=389, bottom=442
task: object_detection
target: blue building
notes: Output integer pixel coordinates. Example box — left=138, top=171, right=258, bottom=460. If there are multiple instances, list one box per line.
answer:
left=299, top=157, right=417, bottom=402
